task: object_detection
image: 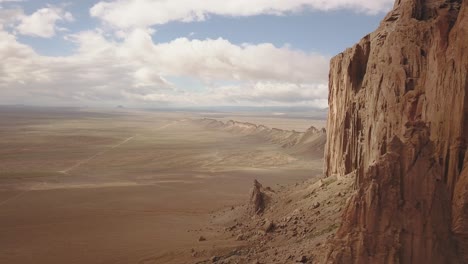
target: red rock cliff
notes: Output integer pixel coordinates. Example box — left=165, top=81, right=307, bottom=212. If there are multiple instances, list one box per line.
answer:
left=324, top=0, right=468, bottom=263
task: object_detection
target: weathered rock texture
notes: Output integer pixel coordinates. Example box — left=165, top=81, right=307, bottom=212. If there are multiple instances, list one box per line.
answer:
left=248, top=180, right=271, bottom=215
left=324, top=0, right=468, bottom=263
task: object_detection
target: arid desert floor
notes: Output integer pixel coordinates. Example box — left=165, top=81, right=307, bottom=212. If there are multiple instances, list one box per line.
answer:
left=0, top=106, right=325, bottom=264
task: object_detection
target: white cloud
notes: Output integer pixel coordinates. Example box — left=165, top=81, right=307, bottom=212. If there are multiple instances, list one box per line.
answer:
left=0, top=30, right=50, bottom=84
left=0, top=27, right=329, bottom=107
left=133, top=67, right=172, bottom=88
left=139, top=36, right=329, bottom=83
left=201, top=82, right=329, bottom=106
left=127, top=82, right=329, bottom=107
left=0, top=7, right=23, bottom=29
left=91, top=0, right=394, bottom=29
left=16, top=7, right=73, bottom=38
left=64, top=28, right=329, bottom=84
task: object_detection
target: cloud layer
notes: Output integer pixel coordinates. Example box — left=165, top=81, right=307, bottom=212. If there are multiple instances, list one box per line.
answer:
left=17, top=7, right=73, bottom=38
left=0, top=0, right=393, bottom=107
left=0, top=4, right=73, bottom=38
left=91, top=0, right=394, bottom=29
left=0, top=27, right=329, bottom=107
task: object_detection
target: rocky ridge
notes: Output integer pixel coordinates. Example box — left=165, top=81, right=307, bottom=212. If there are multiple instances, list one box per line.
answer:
left=199, top=118, right=326, bottom=158
left=190, top=176, right=354, bottom=264
left=325, top=0, right=468, bottom=263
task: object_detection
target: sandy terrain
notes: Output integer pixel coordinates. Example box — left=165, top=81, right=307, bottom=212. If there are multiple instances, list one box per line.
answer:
left=0, top=106, right=323, bottom=264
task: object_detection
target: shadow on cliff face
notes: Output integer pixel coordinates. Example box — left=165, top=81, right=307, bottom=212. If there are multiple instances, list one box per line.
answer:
left=325, top=0, right=468, bottom=263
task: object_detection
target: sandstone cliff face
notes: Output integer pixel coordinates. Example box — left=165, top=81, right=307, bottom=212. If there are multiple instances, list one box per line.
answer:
left=324, top=0, right=468, bottom=263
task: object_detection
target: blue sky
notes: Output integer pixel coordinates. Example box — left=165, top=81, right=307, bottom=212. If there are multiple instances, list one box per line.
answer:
left=0, top=0, right=392, bottom=108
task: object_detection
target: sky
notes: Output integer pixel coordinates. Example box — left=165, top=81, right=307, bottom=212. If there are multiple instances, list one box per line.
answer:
left=0, top=0, right=393, bottom=109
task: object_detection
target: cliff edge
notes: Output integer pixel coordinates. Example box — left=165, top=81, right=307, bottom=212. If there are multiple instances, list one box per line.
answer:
left=325, top=0, right=468, bottom=263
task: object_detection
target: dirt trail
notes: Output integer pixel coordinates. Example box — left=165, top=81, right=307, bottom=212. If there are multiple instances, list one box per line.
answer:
left=0, top=121, right=177, bottom=207
left=58, top=135, right=136, bottom=175
left=59, top=120, right=180, bottom=175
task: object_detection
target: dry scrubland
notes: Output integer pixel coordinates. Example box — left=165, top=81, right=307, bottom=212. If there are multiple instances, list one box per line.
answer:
left=0, top=106, right=325, bottom=264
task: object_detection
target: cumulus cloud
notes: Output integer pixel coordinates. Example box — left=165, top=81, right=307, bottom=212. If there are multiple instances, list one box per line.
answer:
left=16, top=7, right=73, bottom=38
left=0, top=27, right=329, bottom=107
left=124, top=82, right=329, bottom=107
left=0, top=7, right=23, bottom=29
left=199, top=82, right=328, bottom=106
left=135, top=36, right=329, bottom=83
left=91, top=0, right=394, bottom=29
left=0, top=31, right=49, bottom=84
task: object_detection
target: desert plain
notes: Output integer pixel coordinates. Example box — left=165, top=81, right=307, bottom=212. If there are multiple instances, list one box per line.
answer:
left=0, top=106, right=325, bottom=264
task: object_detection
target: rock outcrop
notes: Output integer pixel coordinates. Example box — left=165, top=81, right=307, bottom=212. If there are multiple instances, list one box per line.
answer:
left=325, top=0, right=468, bottom=263
left=248, top=180, right=271, bottom=215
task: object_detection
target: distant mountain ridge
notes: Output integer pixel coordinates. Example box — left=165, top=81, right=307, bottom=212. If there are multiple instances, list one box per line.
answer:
left=198, top=118, right=326, bottom=159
